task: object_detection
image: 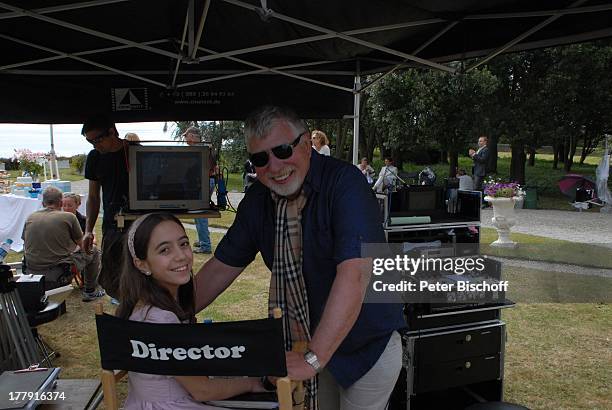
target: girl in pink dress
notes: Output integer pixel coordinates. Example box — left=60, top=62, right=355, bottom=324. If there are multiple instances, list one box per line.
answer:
left=116, top=213, right=268, bottom=409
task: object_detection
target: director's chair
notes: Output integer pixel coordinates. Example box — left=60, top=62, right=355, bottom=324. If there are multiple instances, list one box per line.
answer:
left=95, top=304, right=304, bottom=410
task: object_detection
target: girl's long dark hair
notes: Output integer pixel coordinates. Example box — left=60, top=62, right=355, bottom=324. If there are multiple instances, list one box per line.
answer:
left=116, top=213, right=196, bottom=323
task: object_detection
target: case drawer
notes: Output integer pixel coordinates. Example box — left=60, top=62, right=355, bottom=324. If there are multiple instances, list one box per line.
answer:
left=414, top=325, right=502, bottom=364
left=415, top=354, right=501, bottom=393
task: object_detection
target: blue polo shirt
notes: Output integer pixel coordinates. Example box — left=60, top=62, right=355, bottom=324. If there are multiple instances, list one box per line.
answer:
left=215, top=150, right=405, bottom=387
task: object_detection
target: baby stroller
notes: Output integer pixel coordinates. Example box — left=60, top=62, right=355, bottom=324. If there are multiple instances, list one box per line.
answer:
left=418, top=167, right=437, bottom=186
left=560, top=135, right=612, bottom=212
left=558, top=174, right=598, bottom=211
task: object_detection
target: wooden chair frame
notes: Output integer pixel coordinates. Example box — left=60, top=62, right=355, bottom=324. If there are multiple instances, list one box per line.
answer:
left=95, top=304, right=304, bottom=410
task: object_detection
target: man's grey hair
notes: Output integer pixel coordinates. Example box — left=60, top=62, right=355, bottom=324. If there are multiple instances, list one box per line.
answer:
left=42, top=186, right=63, bottom=206
left=244, top=106, right=308, bottom=144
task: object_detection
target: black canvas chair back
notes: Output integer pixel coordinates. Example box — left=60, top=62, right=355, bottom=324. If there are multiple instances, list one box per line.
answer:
left=95, top=305, right=303, bottom=410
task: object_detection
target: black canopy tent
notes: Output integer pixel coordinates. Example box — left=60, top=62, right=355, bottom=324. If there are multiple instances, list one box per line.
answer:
left=1, top=0, right=612, bottom=162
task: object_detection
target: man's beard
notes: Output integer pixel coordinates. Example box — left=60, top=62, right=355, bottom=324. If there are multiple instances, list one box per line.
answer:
left=265, top=167, right=304, bottom=197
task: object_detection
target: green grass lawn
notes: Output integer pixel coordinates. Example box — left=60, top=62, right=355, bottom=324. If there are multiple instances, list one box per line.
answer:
left=502, top=266, right=611, bottom=304
left=208, top=209, right=238, bottom=229
left=221, top=171, right=244, bottom=193
left=503, top=303, right=611, bottom=409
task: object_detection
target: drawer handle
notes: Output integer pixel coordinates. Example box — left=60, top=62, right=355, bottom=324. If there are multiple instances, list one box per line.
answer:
left=465, top=361, right=471, bottom=369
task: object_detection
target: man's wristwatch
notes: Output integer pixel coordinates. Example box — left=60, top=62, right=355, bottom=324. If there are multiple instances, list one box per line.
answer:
left=304, top=350, right=322, bottom=373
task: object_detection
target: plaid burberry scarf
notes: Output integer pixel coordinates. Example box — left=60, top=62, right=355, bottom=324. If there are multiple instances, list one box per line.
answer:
left=270, top=190, right=318, bottom=410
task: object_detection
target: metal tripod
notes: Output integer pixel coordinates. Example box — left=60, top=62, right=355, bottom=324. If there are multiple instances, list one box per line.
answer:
left=0, top=265, right=43, bottom=371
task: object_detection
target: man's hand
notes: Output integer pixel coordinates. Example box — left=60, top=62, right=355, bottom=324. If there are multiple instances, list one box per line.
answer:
left=285, top=351, right=317, bottom=381
left=469, top=148, right=476, bottom=157
left=82, top=232, right=95, bottom=253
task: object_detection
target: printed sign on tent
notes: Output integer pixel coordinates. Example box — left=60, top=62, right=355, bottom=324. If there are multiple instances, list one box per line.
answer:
left=112, top=88, right=149, bottom=111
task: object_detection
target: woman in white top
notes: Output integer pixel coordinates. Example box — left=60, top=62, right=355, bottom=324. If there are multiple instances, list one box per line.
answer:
left=311, top=129, right=331, bottom=156
left=357, top=157, right=376, bottom=185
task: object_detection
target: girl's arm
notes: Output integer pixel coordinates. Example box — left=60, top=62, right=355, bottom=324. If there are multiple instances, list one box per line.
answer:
left=175, top=375, right=264, bottom=402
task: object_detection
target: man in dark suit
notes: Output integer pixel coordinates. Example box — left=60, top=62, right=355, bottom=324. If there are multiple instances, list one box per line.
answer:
left=469, top=135, right=490, bottom=192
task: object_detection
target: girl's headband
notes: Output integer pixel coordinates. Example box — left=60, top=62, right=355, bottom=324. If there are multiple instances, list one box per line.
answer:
left=127, top=213, right=155, bottom=262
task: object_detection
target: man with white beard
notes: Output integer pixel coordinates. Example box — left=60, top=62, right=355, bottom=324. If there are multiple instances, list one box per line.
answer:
left=194, top=106, right=404, bottom=410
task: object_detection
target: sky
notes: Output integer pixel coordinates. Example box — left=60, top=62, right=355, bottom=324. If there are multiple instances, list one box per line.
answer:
left=0, top=122, right=179, bottom=158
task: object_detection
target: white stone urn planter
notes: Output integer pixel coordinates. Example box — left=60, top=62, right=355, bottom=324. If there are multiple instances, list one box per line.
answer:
left=514, top=196, right=524, bottom=209
left=485, top=196, right=520, bottom=248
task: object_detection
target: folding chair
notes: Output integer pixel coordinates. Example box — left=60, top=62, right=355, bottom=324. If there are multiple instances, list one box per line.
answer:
left=95, top=304, right=304, bottom=410
left=71, top=265, right=84, bottom=289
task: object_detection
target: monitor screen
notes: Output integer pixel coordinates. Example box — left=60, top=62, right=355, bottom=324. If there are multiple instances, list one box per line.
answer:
left=408, top=190, right=438, bottom=211
left=389, top=186, right=443, bottom=217
left=136, top=152, right=203, bottom=201
left=129, top=145, right=209, bottom=211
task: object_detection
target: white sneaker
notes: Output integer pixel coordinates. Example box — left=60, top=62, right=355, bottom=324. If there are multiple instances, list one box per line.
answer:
left=82, top=288, right=106, bottom=302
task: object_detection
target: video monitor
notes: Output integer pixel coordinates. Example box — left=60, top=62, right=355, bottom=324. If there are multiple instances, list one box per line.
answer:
left=128, top=145, right=210, bottom=211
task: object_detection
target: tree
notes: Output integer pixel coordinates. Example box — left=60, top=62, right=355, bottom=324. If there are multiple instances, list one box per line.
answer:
left=486, top=50, right=554, bottom=184
left=533, top=41, right=612, bottom=171
left=364, top=65, right=497, bottom=176
left=359, top=91, right=384, bottom=162
left=366, top=70, right=433, bottom=169
left=424, top=65, right=498, bottom=176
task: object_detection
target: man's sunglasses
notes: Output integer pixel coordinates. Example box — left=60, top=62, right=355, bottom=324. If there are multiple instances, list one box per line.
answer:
left=248, top=132, right=306, bottom=167
left=87, top=131, right=108, bottom=146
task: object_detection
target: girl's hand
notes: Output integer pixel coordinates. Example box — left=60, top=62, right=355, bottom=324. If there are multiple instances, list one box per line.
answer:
left=252, top=376, right=277, bottom=392
left=251, top=377, right=267, bottom=393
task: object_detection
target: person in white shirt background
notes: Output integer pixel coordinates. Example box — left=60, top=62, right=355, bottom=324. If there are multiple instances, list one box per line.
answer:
left=357, top=157, right=376, bottom=185
left=373, top=157, right=399, bottom=193
left=457, top=168, right=474, bottom=190
left=311, top=129, right=331, bottom=156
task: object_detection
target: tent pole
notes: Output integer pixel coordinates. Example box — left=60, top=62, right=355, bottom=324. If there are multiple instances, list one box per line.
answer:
left=352, top=66, right=361, bottom=165
left=49, top=124, right=58, bottom=179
